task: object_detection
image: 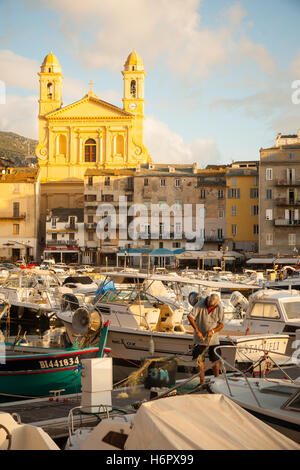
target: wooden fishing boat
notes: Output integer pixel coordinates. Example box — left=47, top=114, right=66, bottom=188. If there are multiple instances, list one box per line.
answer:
left=0, top=322, right=110, bottom=398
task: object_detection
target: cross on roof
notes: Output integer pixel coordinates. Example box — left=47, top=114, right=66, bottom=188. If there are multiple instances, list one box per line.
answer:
left=88, top=80, right=95, bottom=93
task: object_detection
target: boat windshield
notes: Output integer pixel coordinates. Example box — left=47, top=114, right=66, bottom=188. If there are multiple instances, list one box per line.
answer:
left=99, top=289, right=161, bottom=305
left=282, top=301, right=300, bottom=320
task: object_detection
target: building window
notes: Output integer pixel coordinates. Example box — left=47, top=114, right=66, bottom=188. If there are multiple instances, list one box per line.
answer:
left=228, top=188, right=240, bottom=198
left=159, top=242, right=164, bottom=248
left=174, top=200, right=182, bottom=210
left=266, top=189, right=272, bottom=200
left=13, top=224, right=19, bottom=235
left=130, top=80, right=136, bottom=98
left=288, top=234, right=296, bottom=246
left=173, top=242, right=181, bottom=248
left=101, top=194, right=114, bottom=202
left=88, top=177, right=93, bottom=187
left=144, top=178, right=149, bottom=186
left=200, top=189, right=206, bottom=199
left=69, top=233, right=75, bottom=241
left=288, top=153, right=296, bottom=160
left=218, top=210, right=224, bottom=219
left=160, top=179, right=166, bottom=187
left=231, top=205, right=237, bottom=217
left=88, top=215, right=94, bottom=223
left=250, top=188, right=259, bottom=198
left=266, top=168, right=273, bottom=181
left=175, top=179, right=181, bottom=187
left=104, top=176, right=111, bottom=186
left=266, top=209, right=273, bottom=220
left=268, top=154, right=275, bottom=161
left=218, top=190, right=224, bottom=199
left=251, top=205, right=259, bottom=216
left=13, top=202, right=20, bottom=217
left=253, top=224, right=259, bottom=235
left=69, top=217, right=76, bottom=229
left=254, top=176, right=259, bottom=186
left=85, top=194, right=97, bottom=202
left=231, top=177, right=237, bottom=186
left=51, top=218, right=56, bottom=228
left=266, top=233, right=273, bottom=246
left=175, top=222, right=182, bottom=235
left=231, top=224, right=237, bottom=236
left=88, top=231, right=94, bottom=241
left=52, top=233, right=57, bottom=240
left=84, top=139, right=96, bottom=162
left=47, top=82, right=53, bottom=99
left=217, top=228, right=223, bottom=239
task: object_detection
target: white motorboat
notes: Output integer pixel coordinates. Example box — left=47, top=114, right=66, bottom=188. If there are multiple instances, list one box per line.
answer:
left=209, top=345, right=300, bottom=444
left=65, top=394, right=299, bottom=450
left=0, top=412, right=59, bottom=450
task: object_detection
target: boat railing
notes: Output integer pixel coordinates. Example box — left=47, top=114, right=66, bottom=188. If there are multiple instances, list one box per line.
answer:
left=67, top=404, right=132, bottom=446
left=213, top=344, right=297, bottom=408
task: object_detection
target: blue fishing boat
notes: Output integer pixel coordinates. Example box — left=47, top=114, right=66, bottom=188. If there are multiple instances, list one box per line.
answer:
left=0, top=321, right=111, bottom=398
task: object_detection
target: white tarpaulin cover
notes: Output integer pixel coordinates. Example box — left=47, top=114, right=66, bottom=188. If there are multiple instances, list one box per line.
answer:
left=124, top=394, right=299, bottom=450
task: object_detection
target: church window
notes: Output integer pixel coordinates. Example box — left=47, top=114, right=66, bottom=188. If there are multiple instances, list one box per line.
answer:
left=85, top=139, right=96, bottom=162
left=130, top=80, right=136, bottom=98
left=47, top=82, right=53, bottom=99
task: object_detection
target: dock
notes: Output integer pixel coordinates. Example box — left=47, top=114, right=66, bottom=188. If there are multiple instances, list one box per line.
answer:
left=0, top=375, right=202, bottom=442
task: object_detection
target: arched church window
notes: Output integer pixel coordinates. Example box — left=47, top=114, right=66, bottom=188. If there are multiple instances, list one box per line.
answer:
left=130, top=80, right=136, bottom=98
left=115, top=135, right=124, bottom=156
left=47, top=82, right=53, bottom=99
left=58, top=135, right=66, bottom=155
left=85, top=138, right=96, bottom=162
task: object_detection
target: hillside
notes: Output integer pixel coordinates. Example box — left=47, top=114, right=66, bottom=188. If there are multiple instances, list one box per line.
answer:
left=0, top=131, right=38, bottom=166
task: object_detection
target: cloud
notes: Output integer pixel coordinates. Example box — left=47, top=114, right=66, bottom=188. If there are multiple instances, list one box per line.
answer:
left=0, top=49, right=87, bottom=102
left=28, top=0, right=277, bottom=80
left=144, top=115, right=221, bottom=166
left=0, top=94, right=38, bottom=139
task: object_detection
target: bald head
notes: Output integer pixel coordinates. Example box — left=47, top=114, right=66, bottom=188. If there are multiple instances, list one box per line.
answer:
left=207, top=293, right=219, bottom=308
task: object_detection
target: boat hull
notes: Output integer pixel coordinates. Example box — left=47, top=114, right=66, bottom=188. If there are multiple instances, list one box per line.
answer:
left=0, top=347, right=100, bottom=398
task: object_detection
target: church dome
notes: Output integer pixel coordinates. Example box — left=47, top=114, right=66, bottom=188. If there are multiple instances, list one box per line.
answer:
left=124, top=50, right=144, bottom=71
left=41, top=52, right=62, bottom=73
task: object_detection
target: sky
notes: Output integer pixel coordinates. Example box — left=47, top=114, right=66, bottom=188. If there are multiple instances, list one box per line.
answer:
left=0, top=0, right=300, bottom=167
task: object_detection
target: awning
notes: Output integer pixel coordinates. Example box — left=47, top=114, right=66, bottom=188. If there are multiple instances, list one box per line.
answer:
left=246, top=258, right=275, bottom=264
left=274, top=258, right=300, bottom=265
left=44, top=248, right=79, bottom=253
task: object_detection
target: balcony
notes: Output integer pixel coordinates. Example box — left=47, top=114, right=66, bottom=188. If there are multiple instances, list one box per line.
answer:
left=275, top=198, right=300, bottom=206
left=0, top=213, right=26, bottom=220
left=275, top=179, right=300, bottom=186
left=65, top=223, right=78, bottom=231
left=204, top=236, right=225, bottom=243
left=274, top=219, right=300, bottom=226
left=46, top=240, right=78, bottom=246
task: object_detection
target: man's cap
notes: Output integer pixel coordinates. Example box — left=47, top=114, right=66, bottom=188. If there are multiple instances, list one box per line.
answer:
left=188, top=292, right=199, bottom=307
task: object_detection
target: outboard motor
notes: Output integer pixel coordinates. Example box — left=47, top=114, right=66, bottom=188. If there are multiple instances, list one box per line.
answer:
left=230, top=291, right=249, bottom=318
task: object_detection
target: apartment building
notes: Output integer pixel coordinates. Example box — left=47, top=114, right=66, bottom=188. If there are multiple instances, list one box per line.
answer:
left=43, top=208, right=84, bottom=263
left=259, top=135, right=300, bottom=255
left=225, top=161, right=259, bottom=252
left=0, top=167, right=40, bottom=261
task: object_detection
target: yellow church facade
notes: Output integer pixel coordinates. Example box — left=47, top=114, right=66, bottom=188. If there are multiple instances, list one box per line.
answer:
left=36, top=51, right=152, bottom=183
